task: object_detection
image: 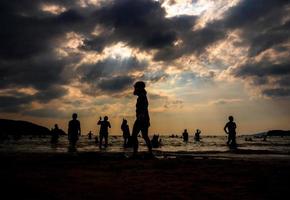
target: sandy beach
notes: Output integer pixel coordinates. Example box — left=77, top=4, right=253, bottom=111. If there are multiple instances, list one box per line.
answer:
left=1, top=152, right=290, bottom=200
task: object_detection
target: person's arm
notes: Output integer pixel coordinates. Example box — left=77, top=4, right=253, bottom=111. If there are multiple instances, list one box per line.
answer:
left=78, top=121, right=81, bottom=136
left=224, top=123, right=228, bottom=134
left=108, top=122, right=111, bottom=128
left=68, top=122, right=70, bottom=138
left=97, top=117, right=102, bottom=125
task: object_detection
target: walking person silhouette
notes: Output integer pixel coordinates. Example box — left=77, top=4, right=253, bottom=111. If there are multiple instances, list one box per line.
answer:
left=68, top=113, right=81, bottom=152
left=131, top=81, right=152, bottom=157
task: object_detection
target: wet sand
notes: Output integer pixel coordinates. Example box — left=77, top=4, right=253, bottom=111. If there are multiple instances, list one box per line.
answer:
left=1, top=152, right=290, bottom=200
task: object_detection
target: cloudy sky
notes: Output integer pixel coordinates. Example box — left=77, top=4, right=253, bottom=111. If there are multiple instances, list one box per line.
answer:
left=0, top=0, right=290, bottom=135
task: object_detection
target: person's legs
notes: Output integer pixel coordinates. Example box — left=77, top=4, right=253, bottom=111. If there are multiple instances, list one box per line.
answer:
left=104, top=134, right=108, bottom=148
left=124, top=137, right=128, bottom=147
left=99, top=134, right=103, bottom=149
left=141, top=126, right=152, bottom=153
left=228, top=133, right=232, bottom=145
left=231, top=133, right=236, bottom=145
left=227, top=134, right=231, bottom=145
left=132, top=120, right=141, bottom=154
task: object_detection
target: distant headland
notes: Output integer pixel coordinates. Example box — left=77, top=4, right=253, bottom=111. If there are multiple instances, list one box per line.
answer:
left=0, top=119, right=65, bottom=138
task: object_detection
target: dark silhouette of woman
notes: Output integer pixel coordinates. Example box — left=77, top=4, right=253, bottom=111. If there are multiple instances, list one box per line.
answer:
left=121, top=119, right=130, bottom=147
left=131, top=81, right=152, bottom=156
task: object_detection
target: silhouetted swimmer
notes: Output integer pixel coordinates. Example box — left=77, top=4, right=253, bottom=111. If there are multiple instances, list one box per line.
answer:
left=121, top=119, right=130, bottom=147
left=131, top=81, right=153, bottom=156
left=182, top=129, right=189, bottom=142
left=97, top=116, right=111, bottom=149
left=224, top=116, right=237, bottom=148
left=68, top=113, right=81, bottom=152
left=88, top=131, right=93, bottom=140
left=151, top=134, right=161, bottom=148
left=263, top=135, right=267, bottom=141
left=51, top=124, right=60, bottom=144
left=95, top=135, right=99, bottom=144
left=194, top=129, right=201, bottom=142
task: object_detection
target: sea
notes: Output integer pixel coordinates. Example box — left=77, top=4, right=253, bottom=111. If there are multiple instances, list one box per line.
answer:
left=1, top=135, right=290, bottom=157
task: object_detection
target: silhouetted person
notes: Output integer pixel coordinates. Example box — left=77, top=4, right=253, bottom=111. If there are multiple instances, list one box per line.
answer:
left=194, top=129, right=201, bottom=142
left=131, top=81, right=152, bottom=156
left=224, top=116, right=237, bottom=147
left=95, top=135, right=99, bottom=144
left=97, top=116, right=111, bottom=149
left=88, top=131, right=93, bottom=140
left=263, top=135, right=267, bottom=141
left=68, top=113, right=81, bottom=151
left=51, top=124, right=60, bottom=144
left=182, top=129, right=189, bottom=142
left=121, top=119, right=130, bottom=147
left=151, top=134, right=160, bottom=148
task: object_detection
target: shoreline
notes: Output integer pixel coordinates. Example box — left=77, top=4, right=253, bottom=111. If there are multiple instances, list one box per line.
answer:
left=1, top=148, right=290, bottom=161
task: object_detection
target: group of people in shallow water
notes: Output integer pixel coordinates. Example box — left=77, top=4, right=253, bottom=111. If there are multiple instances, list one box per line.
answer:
left=182, top=129, right=202, bottom=142
left=51, top=81, right=238, bottom=154
left=64, top=81, right=153, bottom=156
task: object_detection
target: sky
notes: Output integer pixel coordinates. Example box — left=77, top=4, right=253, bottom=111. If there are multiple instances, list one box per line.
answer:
left=0, top=0, right=290, bottom=135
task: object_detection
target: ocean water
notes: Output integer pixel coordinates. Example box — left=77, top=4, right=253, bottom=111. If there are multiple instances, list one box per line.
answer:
left=0, top=135, right=290, bottom=154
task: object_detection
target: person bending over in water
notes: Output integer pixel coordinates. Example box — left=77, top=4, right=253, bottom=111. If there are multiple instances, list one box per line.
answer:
left=131, top=81, right=152, bottom=156
left=224, top=116, right=237, bottom=147
left=98, top=116, right=111, bottom=149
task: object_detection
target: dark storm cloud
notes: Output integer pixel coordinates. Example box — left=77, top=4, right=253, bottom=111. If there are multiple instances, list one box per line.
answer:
left=23, top=108, right=68, bottom=118
left=218, top=0, right=290, bottom=98
left=0, top=94, right=33, bottom=112
left=34, top=86, right=68, bottom=103
left=262, top=88, right=290, bottom=97
left=98, top=76, right=134, bottom=92
left=233, top=61, right=290, bottom=78
left=0, top=0, right=89, bottom=112
left=0, top=0, right=86, bottom=60
left=78, top=56, right=147, bottom=94
left=93, top=0, right=177, bottom=49
left=79, top=57, right=147, bottom=82
left=1, top=0, right=290, bottom=116
left=0, top=85, right=68, bottom=113
left=0, top=54, right=69, bottom=90
left=232, top=59, right=290, bottom=98
left=221, top=0, right=290, bottom=56
left=84, top=0, right=198, bottom=59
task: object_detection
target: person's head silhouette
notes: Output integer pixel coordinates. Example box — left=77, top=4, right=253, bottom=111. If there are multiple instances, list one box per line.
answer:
left=123, top=119, right=127, bottom=124
left=134, top=81, right=146, bottom=96
left=72, top=113, right=78, bottom=120
left=104, top=116, right=108, bottom=121
left=229, top=116, right=234, bottom=122
left=54, top=124, right=58, bottom=129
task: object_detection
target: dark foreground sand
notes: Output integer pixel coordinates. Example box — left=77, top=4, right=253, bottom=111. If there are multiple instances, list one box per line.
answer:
left=1, top=152, right=290, bottom=200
